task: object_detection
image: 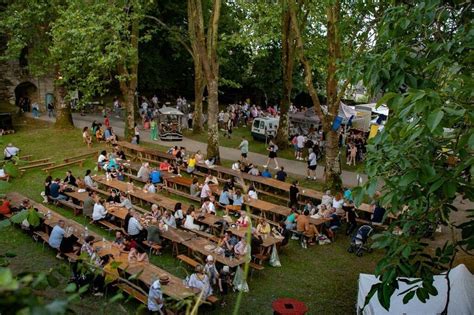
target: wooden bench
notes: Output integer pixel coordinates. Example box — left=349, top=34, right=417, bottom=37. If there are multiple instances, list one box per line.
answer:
left=97, top=220, right=121, bottom=232
left=88, top=186, right=111, bottom=197
left=124, top=172, right=146, bottom=183
left=132, top=204, right=148, bottom=215
left=207, top=295, right=219, bottom=304
left=116, top=283, right=148, bottom=305
left=19, top=155, right=32, bottom=161
left=142, top=240, right=162, bottom=255
left=34, top=231, right=50, bottom=243
left=249, top=261, right=265, bottom=271
left=26, top=158, right=51, bottom=165
left=42, top=159, right=85, bottom=173
left=56, top=199, right=83, bottom=216
left=19, top=162, right=55, bottom=175
left=177, top=254, right=200, bottom=268
left=64, top=252, right=79, bottom=262
left=163, top=187, right=201, bottom=203
left=187, top=228, right=220, bottom=243
left=63, top=151, right=97, bottom=163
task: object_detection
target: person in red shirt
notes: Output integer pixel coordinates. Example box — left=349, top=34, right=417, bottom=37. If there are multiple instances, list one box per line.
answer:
left=104, top=115, right=110, bottom=128
left=0, top=197, right=11, bottom=215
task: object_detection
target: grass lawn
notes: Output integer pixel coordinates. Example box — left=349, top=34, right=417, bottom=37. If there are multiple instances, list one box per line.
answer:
left=183, top=125, right=365, bottom=173
left=0, top=115, right=381, bottom=314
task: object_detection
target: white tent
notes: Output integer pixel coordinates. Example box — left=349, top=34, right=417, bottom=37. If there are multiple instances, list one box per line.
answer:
left=357, top=264, right=474, bottom=315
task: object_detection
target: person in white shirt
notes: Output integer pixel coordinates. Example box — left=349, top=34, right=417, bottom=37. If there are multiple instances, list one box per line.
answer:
left=248, top=186, right=258, bottom=200
left=83, top=169, right=97, bottom=188
left=296, top=134, right=305, bottom=160
left=200, top=182, right=212, bottom=200
left=119, top=195, right=133, bottom=210
left=321, top=190, right=333, bottom=208
left=143, top=180, right=156, bottom=193
left=127, top=214, right=144, bottom=237
left=307, top=148, right=318, bottom=180
left=4, top=143, right=20, bottom=160
left=137, top=162, right=150, bottom=181
left=92, top=199, right=108, bottom=221
left=200, top=198, right=216, bottom=215
left=161, top=210, right=176, bottom=228
left=247, top=164, right=260, bottom=176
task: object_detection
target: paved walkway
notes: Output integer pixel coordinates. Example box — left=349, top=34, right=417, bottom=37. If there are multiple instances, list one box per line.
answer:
left=27, top=112, right=367, bottom=187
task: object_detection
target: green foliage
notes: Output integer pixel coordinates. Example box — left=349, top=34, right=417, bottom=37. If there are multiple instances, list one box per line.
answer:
left=356, top=0, right=473, bottom=311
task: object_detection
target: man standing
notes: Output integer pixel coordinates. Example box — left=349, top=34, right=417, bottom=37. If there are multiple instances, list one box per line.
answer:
left=307, top=148, right=317, bottom=180
left=147, top=280, right=164, bottom=314
left=238, top=136, right=249, bottom=162
left=296, top=134, right=305, bottom=160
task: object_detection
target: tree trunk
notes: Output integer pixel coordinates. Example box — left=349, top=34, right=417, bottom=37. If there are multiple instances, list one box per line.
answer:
left=324, top=128, right=342, bottom=191
left=53, top=82, right=74, bottom=129
left=192, top=59, right=205, bottom=134
left=206, top=79, right=220, bottom=161
left=275, top=0, right=294, bottom=149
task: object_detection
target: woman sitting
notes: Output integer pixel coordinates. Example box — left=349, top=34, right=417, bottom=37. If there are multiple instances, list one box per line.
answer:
left=186, top=265, right=213, bottom=300
left=183, top=206, right=201, bottom=230
left=82, top=127, right=92, bottom=148
left=233, top=237, right=249, bottom=258
left=174, top=203, right=184, bottom=226
left=247, top=185, right=258, bottom=200
left=256, top=218, right=271, bottom=236
left=145, top=204, right=162, bottom=222
left=143, top=180, right=156, bottom=193
left=128, top=246, right=149, bottom=263
left=187, top=154, right=196, bottom=173
left=190, top=177, right=201, bottom=198
left=236, top=211, right=250, bottom=228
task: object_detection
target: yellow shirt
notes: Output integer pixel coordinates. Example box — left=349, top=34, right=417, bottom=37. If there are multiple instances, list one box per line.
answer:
left=257, top=223, right=271, bottom=235
left=188, top=158, right=196, bottom=168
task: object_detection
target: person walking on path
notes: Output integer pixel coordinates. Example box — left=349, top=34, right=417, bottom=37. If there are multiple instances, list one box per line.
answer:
left=134, top=123, right=140, bottom=144
left=264, top=139, right=279, bottom=170
left=150, top=118, right=158, bottom=141
left=238, top=136, right=249, bottom=162
left=307, top=148, right=317, bottom=180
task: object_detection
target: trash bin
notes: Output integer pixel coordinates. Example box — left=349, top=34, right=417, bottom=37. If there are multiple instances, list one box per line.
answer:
left=272, top=298, right=308, bottom=315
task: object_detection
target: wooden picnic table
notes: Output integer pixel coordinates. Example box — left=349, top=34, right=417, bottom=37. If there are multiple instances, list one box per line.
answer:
left=227, top=227, right=281, bottom=249
left=94, top=175, right=163, bottom=205
left=184, top=237, right=247, bottom=268
left=93, top=240, right=196, bottom=300
left=64, top=190, right=88, bottom=204
left=118, top=141, right=174, bottom=162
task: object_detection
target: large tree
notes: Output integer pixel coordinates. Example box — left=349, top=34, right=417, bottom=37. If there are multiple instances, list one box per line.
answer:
left=355, top=1, right=473, bottom=312
left=0, top=1, right=74, bottom=128
left=288, top=0, right=376, bottom=190
left=188, top=0, right=222, bottom=161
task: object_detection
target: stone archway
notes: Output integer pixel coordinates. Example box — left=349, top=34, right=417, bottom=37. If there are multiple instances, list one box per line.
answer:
left=14, top=81, right=38, bottom=112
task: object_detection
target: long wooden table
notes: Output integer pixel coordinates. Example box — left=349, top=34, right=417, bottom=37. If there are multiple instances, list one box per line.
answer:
left=118, top=141, right=174, bottom=162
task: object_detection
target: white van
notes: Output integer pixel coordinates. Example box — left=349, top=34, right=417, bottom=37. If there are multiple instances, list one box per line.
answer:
left=251, top=117, right=279, bottom=141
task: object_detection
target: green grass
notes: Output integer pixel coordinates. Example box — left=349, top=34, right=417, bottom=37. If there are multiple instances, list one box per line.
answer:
left=0, top=116, right=380, bottom=314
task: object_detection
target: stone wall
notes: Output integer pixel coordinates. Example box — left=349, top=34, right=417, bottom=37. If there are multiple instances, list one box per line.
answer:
left=0, top=60, right=54, bottom=111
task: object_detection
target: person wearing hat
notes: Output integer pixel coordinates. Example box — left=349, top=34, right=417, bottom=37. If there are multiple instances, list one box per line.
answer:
left=204, top=255, right=219, bottom=286
left=185, top=264, right=212, bottom=300
left=147, top=280, right=164, bottom=314
left=3, top=143, right=20, bottom=160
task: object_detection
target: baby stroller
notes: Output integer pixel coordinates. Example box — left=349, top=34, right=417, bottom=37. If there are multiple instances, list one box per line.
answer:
left=347, top=225, right=373, bottom=257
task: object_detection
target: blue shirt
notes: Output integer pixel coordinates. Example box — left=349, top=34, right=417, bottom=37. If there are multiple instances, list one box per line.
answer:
left=261, top=170, right=272, bottom=178
left=344, top=189, right=353, bottom=201
left=219, top=191, right=230, bottom=205
left=148, top=282, right=163, bottom=311
left=150, top=170, right=161, bottom=184
left=49, top=183, right=60, bottom=198
left=49, top=225, right=65, bottom=249
left=104, top=129, right=112, bottom=138
left=233, top=194, right=243, bottom=206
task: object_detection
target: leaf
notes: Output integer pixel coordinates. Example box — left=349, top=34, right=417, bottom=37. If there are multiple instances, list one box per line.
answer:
left=10, top=210, right=28, bottom=224
left=399, top=171, right=417, bottom=186
left=402, top=246, right=411, bottom=259
left=0, top=219, right=11, bottom=229
left=426, top=110, right=444, bottom=132
left=402, top=290, right=416, bottom=304
left=64, top=282, right=77, bottom=293
left=377, top=92, right=397, bottom=108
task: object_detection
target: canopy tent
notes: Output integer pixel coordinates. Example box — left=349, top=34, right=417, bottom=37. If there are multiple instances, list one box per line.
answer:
left=357, top=264, right=474, bottom=315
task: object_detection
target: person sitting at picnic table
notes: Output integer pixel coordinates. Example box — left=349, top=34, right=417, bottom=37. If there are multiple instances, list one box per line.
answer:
left=218, top=187, right=231, bottom=207
left=82, top=191, right=95, bottom=218
left=113, top=231, right=126, bottom=251
left=247, top=163, right=260, bottom=176
left=234, top=236, right=249, bottom=258
left=137, top=162, right=151, bottom=181
left=284, top=207, right=298, bottom=230
left=250, top=228, right=264, bottom=254
left=0, top=197, right=12, bottom=216
left=82, top=127, right=92, bottom=148
left=95, top=125, right=104, bottom=142
left=149, top=168, right=162, bottom=185
left=289, top=180, right=299, bottom=207
left=186, top=265, right=213, bottom=300
left=128, top=246, right=149, bottom=263
left=218, top=231, right=237, bottom=255
left=183, top=206, right=201, bottom=230
left=64, top=170, right=77, bottom=187
left=236, top=210, right=250, bottom=228
left=114, top=145, right=126, bottom=161
left=143, top=180, right=156, bottom=193
left=200, top=198, right=216, bottom=215
left=321, top=190, right=333, bottom=208
left=194, top=150, right=204, bottom=164
left=119, top=194, right=133, bottom=210
left=83, top=169, right=97, bottom=188
left=261, top=167, right=272, bottom=178
left=344, top=200, right=357, bottom=235
left=225, top=189, right=243, bottom=214
left=159, top=160, right=171, bottom=172
left=324, top=213, right=341, bottom=238
left=190, top=177, right=201, bottom=198
left=304, top=200, right=317, bottom=215
left=161, top=210, right=176, bottom=228
left=81, top=235, right=102, bottom=267
left=204, top=171, right=219, bottom=185
left=273, top=222, right=291, bottom=246
left=49, top=178, right=69, bottom=201
left=174, top=203, right=184, bottom=226
left=128, top=211, right=146, bottom=241
left=332, top=192, right=345, bottom=216
left=275, top=166, right=287, bottom=182
left=204, top=255, right=219, bottom=286
left=3, top=143, right=20, bottom=160
left=147, top=280, right=164, bottom=314
left=48, top=220, right=67, bottom=259
left=371, top=193, right=386, bottom=225
left=106, top=190, right=121, bottom=204
left=231, top=160, right=241, bottom=171
left=92, top=199, right=108, bottom=221
left=97, top=150, right=108, bottom=169
left=145, top=204, right=162, bottom=222
left=123, top=235, right=138, bottom=251
left=200, top=181, right=212, bottom=201
left=256, top=218, right=271, bottom=236
left=297, top=210, right=320, bottom=245
left=344, top=187, right=353, bottom=202
left=187, top=154, right=197, bottom=173
left=247, top=185, right=258, bottom=200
